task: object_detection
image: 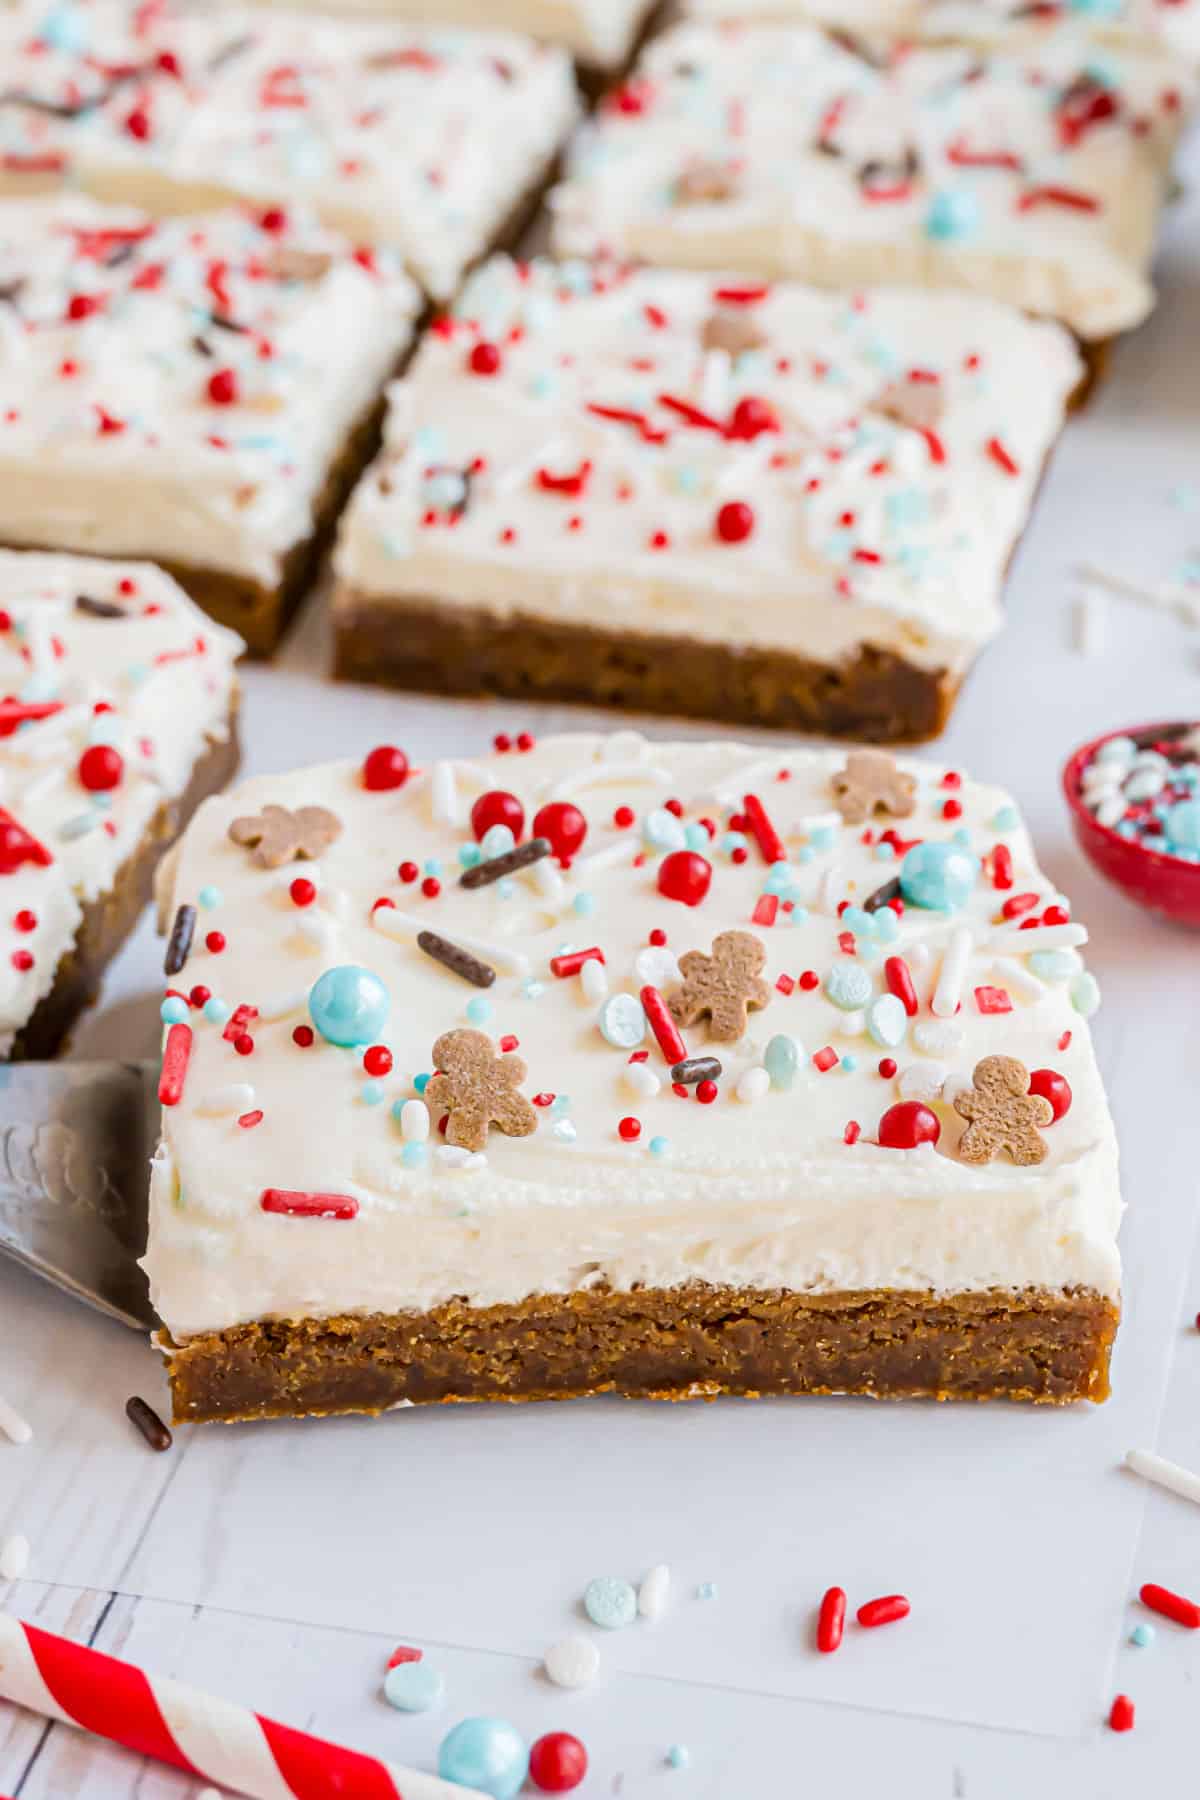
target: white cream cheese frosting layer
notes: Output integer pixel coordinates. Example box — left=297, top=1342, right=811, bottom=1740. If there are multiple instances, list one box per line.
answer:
left=0, top=550, right=242, bottom=1054
left=236, top=0, right=658, bottom=69
left=0, top=195, right=419, bottom=587
left=0, top=2, right=580, bottom=300
left=550, top=22, right=1193, bottom=339
left=144, top=733, right=1122, bottom=1340
left=333, top=256, right=1080, bottom=683
left=684, top=0, right=1200, bottom=63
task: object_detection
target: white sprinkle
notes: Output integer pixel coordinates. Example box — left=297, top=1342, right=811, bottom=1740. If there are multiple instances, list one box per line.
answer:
left=531, top=857, right=565, bottom=901
left=932, top=926, right=973, bottom=1019
left=793, top=810, right=844, bottom=838
left=1124, top=1448, right=1200, bottom=1508
left=295, top=912, right=336, bottom=950
left=1095, top=794, right=1127, bottom=828
left=838, top=1009, right=865, bottom=1038
left=437, top=1145, right=476, bottom=1169
left=432, top=760, right=459, bottom=826
left=638, top=1563, right=671, bottom=1621
left=0, top=1396, right=32, bottom=1446
left=706, top=757, right=790, bottom=809
left=898, top=1062, right=947, bottom=1103
left=906, top=941, right=933, bottom=975
left=736, top=1066, right=770, bottom=1104
left=573, top=836, right=639, bottom=878
left=634, top=945, right=681, bottom=989
left=257, top=989, right=308, bottom=1022
left=1076, top=561, right=1200, bottom=628
left=0, top=1534, right=29, bottom=1581
left=700, top=347, right=731, bottom=417
left=816, top=866, right=842, bottom=915
left=990, top=956, right=1045, bottom=1004
left=399, top=1099, right=430, bottom=1143
left=623, top=1061, right=661, bottom=1099
left=989, top=922, right=1088, bottom=956
left=549, top=760, right=671, bottom=801
left=544, top=1636, right=601, bottom=1689
left=912, top=1018, right=962, bottom=1056
left=373, top=905, right=530, bottom=977
left=580, top=958, right=609, bottom=1002
left=1073, top=591, right=1107, bottom=658
left=195, top=1083, right=256, bottom=1117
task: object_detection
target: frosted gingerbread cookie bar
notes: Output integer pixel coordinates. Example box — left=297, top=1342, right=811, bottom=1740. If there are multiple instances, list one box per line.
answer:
left=144, top=730, right=1120, bottom=1422
left=332, top=256, right=1081, bottom=738
left=0, top=550, right=241, bottom=1060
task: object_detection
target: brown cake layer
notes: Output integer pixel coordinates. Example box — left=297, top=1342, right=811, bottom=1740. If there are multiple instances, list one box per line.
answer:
left=162, top=1281, right=1118, bottom=1423
left=332, top=589, right=957, bottom=741
left=8, top=699, right=241, bottom=1062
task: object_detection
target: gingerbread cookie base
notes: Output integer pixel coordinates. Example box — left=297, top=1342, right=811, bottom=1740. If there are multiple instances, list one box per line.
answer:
left=332, top=591, right=957, bottom=741
left=161, top=1281, right=1118, bottom=1423
left=9, top=704, right=241, bottom=1062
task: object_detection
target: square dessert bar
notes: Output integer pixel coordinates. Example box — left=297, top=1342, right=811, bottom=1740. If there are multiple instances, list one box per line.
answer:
left=332, top=256, right=1081, bottom=740
left=0, top=549, right=241, bottom=1061
left=683, top=0, right=1200, bottom=63
left=146, top=731, right=1121, bottom=1424
left=550, top=21, right=1194, bottom=349
left=236, top=0, right=664, bottom=80
left=0, top=1, right=580, bottom=301
left=0, top=195, right=420, bottom=654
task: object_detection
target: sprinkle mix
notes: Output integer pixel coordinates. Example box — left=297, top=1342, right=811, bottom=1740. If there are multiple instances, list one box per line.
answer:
left=1077, top=724, right=1200, bottom=861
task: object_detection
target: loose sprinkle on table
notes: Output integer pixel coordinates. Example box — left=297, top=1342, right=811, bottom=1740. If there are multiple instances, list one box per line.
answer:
left=125, top=1394, right=173, bottom=1452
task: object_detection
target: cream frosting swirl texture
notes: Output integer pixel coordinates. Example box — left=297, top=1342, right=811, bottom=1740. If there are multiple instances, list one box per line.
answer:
left=0, top=550, right=242, bottom=1053
left=145, top=733, right=1122, bottom=1341
left=550, top=22, right=1193, bottom=338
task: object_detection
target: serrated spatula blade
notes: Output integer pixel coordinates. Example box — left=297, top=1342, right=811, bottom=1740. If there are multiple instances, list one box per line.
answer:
left=0, top=1060, right=158, bottom=1331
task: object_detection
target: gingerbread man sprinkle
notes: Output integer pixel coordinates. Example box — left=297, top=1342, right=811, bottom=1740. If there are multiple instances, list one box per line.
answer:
left=228, top=803, right=343, bottom=869
left=953, top=1056, right=1054, bottom=1166
left=424, top=1029, right=538, bottom=1154
left=669, top=930, right=771, bottom=1043
left=831, top=750, right=918, bottom=826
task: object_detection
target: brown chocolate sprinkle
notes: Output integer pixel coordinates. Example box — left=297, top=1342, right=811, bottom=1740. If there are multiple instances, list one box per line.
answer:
left=75, top=593, right=127, bottom=618
left=669, top=930, right=771, bottom=1043
left=417, top=930, right=496, bottom=989
left=670, top=1055, right=723, bottom=1086
left=953, top=1056, right=1053, bottom=1167
left=210, top=311, right=250, bottom=335
left=424, top=1028, right=538, bottom=1153
left=164, top=903, right=197, bottom=977
left=126, top=1394, right=172, bottom=1452
left=0, top=278, right=26, bottom=310
left=862, top=876, right=903, bottom=914
left=228, top=803, right=342, bottom=868
left=460, top=836, right=551, bottom=890
left=206, top=33, right=255, bottom=72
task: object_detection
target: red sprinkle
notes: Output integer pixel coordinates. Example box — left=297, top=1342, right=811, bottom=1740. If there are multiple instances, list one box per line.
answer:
left=641, top=985, right=688, bottom=1066
left=1139, top=1583, right=1200, bottom=1629
left=878, top=1057, right=897, bottom=1079
left=817, top=1586, right=846, bottom=1653
left=363, top=1045, right=393, bottom=1077
left=289, top=877, right=316, bottom=907
left=1018, top=184, right=1100, bottom=213
left=618, top=1116, right=642, bottom=1142
left=237, top=1110, right=264, bottom=1130
left=387, top=1646, right=423, bottom=1669
left=1001, top=891, right=1040, bottom=919
left=844, top=1121, right=861, bottom=1145
left=752, top=894, right=779, bottom=927
left=812, top=1046, right=838, bottom=1073
left=550, top=946, right=605, bottom=978
left=205, top=931, right=226, bottom=954
left=260, top=1189, right=359, bottom=1220
left=776, top=973, right=796, bottom=997
left=986, top=436, right=1020, bottom=477
left=991, top=844, right=1014, bottom=890
left=799, top=970, right=820, bottom=991
left=856, top=1595, right=910, bottom=1629
left=974, top=985, right=1013, bottom=1015
left=157, top=1023, right=193, bottom=1107
left=696, top=1079, right=718, bottom=1105
left=292, top=1024, right=314, bottom=1048
left=885, top=956, right=919, bottom=1017
left=1108, top=1695, right=1135, bottom=1733
left=742, top=792, right=787, bottom=865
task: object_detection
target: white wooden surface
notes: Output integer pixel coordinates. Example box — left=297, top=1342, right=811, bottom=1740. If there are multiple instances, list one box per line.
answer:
left=2, top=134, right=1199, bottom=1800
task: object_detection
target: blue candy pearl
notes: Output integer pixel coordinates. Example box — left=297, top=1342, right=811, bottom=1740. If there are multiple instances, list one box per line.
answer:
left=160, top=997, right=189, bottom=1024
left=1165, top=798, right=1200, bottom=851
left=308, top=965, right=390, bottom=1047
left=197, top=884, right=223, bottom=910
left=466, top=995, right=493, bottom=1026
left=925, top=189, right=979, bottom=242
left=900, top=841, right=977, bottom=911
left=438, top=1719, right=528, bottom=1800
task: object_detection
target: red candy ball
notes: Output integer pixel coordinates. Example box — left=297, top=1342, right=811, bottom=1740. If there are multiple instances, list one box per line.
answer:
left=528, top=1732, right=588, bottom=1794
left=363, top=1044, right=393, bottom=1078
left=363, top=745, right=410, bottom=791
left=878, top=1101, right=941, bottom=1150
left=207, top=368, right=239, bottom=406
left=78, top=744, right=124, bottom=791
left=715, top=500, right=755, bottom=544
left=533, top=801, right=587, bottom=860
left=469, top=341, right=502, bottom=377
left=1028, top=1068, right=1072, bottom=1122
left=728, top=396, right=778, bottom=441
left=618, top=1116, right=641, bottom=1142
left=289, top=878, right=316, bottom=908
left=471, top=790, right=525, bottom=842
left=657, top=850, right=712, bottom=907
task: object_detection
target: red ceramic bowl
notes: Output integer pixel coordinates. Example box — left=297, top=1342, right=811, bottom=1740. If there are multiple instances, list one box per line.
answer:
left=1062, top=721, right=1200, bottom=927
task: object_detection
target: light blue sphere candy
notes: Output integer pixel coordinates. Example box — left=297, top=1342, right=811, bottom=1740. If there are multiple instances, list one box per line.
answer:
left=1029, top=947, right=1081, bottom=982
left=160, top=997, right=189, bottom=1024
left=1070, top=971, right=1101, bottom=1017
left=900, top=841, right=977, bottom=911
left=824, top=961, right=872, bottom=1010
left=1164, top=798, right=1200, bottom=851
left=384, top=1660, right=444, bottom=1712
left=643, top=808, right=687, bottom=852
left=439, top=1719, right=528, bottom=1800
left=584, top=1575, right=638, bottom=1629
left=764, top=1033, right=801, bottom=1090
left=925, top=188, right=979, bottom=242
left=308, top=965, right=390, bottom=1047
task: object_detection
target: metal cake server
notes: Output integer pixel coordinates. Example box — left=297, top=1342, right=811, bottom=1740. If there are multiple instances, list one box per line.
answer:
left=0, top=1061, right=158, bottom=1330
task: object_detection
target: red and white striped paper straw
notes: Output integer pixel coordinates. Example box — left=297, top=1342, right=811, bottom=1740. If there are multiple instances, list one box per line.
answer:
left=0, top=1616, right=485, bottom=1799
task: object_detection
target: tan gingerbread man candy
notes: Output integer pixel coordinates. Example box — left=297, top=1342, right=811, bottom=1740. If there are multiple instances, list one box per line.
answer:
left=669, top=930, right=771, bottom=1043
left=424, top=1029, right=538, bottom=1154
left=831, top=750, right=918, bottom=827
left=228, top=803, right=343, bottom=869
left=953, top=1056, right=1054, bottom=1166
